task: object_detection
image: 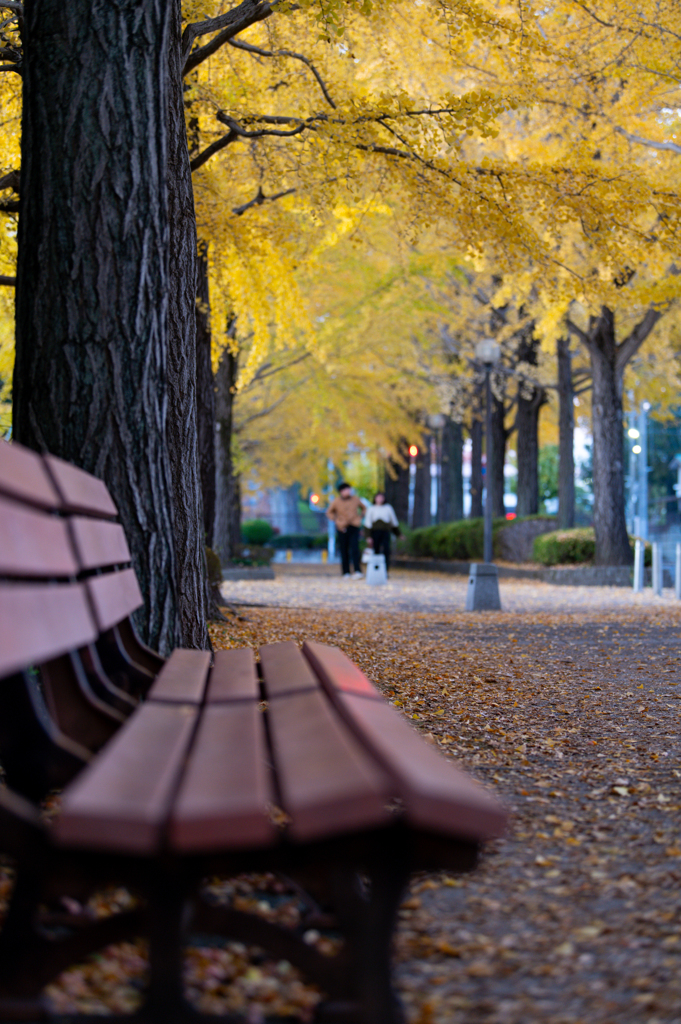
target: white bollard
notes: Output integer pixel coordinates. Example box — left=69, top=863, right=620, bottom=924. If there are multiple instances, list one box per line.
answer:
left=365, top=552, right=388, bottom=585
left=633, top=539, right=644, bottom=593
left=676, top=543, right=681, bottom=600
left=652, top=542, right=662, bottom=596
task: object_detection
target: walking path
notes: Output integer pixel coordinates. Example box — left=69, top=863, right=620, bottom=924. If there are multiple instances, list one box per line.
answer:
left=221, top=563, right=679, bottom=616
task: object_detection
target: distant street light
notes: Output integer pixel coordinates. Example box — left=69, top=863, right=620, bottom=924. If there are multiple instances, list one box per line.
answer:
left=475, top=338, right=501, bottom=564
left=628, top=428, right=640, bottom=439
left=408, top=445, right=419, bottom=526
left=409, top=444, right=418, bottom=457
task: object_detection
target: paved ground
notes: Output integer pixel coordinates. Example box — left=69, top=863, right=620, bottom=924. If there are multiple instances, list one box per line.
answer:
left=221, top=563, right=679, bottom=616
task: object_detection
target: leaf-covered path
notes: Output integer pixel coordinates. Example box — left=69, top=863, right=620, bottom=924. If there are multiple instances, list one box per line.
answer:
left=211, top=601, right=681, bottom=1024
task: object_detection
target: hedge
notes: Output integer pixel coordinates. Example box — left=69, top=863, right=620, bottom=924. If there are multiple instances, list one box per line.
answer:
left=269, top=533, right=327, bottom=550
left=403, top=517, right=512, bottom=561
left=533, top=528, right=652, bottom=566
left=241, top=518, right=275, bottom=545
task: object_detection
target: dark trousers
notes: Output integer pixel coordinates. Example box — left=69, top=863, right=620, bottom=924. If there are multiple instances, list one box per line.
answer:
left=371, top=529, right=391, bottom=572
left=338, top=524, right=361, bottom=574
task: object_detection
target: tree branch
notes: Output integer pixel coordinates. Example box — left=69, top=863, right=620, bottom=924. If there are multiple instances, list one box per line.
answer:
left=565, top=318, right=594, bottom=353
left=182, top=0, right=273, bottom=75
left=190, top=128, right=239, bottom=173
left=0, top=2, right=22, bottom=12
left=0, top=275, right=15, bottom=286
left=232, top=185, right=296, bottom=216
left=615, top=126, right=681, bottom=155
left=615, top=306, right=664, bottom=375
left=0, top=200, right=19, bottom=212
left=228, top=37, right=336, bottom=108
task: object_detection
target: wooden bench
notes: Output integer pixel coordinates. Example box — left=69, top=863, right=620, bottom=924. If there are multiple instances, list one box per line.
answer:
left=0, top=439, right=506, bottom=1024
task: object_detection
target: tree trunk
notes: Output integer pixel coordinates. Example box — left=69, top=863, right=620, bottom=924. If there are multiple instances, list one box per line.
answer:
left=196, top=242, right=216, bottom=547
left=440, top=417, right=463, bottom=521
left=491, top=393, right=506, bottom=518
left=589, top=308, right=632, bottom=565
left=166, top=1, right=208, bottom=649
left=214, top=341, right=240, bottom=564
left=412, top=435, right=430, bottom=528
left=470, top=417, right=483, bottom=518
left=557, top=336, right=575, bottom=528
left=13, top=0, right=178, bottom=653
left=385, top=443, right=410, bottom=523
left=516, top=388, right=545, bottom=516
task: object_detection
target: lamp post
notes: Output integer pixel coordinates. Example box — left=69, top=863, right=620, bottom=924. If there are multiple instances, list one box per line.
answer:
left=476, top=338, right=500, bottom=562
left=465, top=338, right=502, bottom=612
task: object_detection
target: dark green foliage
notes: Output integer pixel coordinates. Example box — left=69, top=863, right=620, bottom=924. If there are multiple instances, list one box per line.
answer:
left=404, top=517, right=512, bottom=561
left=270, top=534, right=328, bottom=550
left=533, top=528, right=652, bottom=566
left=232, top=544, right=274, bottom=566
left=241, top=519, right=276, bottom=545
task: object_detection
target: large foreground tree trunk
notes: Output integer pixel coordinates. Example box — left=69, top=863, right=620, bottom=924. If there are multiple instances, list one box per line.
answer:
left=214, top=342, right=240, bottom=564
left=557, top=336, right=575, bottom=528
left=568, top=305, right=662, bottom=565
left=196, top=242, right=216, bottom=547
left=13, top=0, right=178, bottom=652
left=166, top=3, right=208, bottom=648
left=440, top=417, right=463, bottom=521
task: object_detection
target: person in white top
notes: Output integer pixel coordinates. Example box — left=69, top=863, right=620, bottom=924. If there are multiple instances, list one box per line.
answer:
left=364, top=492, right=400, bottom=574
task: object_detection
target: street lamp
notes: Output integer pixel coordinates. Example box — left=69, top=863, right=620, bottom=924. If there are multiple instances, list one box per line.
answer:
left=465, top=338, right=502, bottom=611
left=408, top=445, right=418, bottom=527
left=475, top=338, right=500, bottom=563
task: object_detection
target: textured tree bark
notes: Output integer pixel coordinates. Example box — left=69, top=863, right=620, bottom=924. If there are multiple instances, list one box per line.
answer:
left=214, top=342, right=240, bottom=564
left=412, top=435, right=431, bottom=528
left=490, top=393, right=507, bottom=519
left=196, top=242, right=216, bottom=547
left=440, top=417, right=463, bottom=521
left=588, top=309, right=632, bottom=565
left=516, top=333, right=545, bottom=517
left=557, top=336, right=575, bottom=528
left=166, top=1, right=208, bottom=649
left=470, top=417, right=483, bottom=518
left=13, top=0, right=178, bottom=653
left=384, top=443, right=410, bottom=523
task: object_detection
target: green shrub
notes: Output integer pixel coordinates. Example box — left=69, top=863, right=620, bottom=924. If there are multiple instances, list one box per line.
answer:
left=241, top=519, right=275, bottom=545
left=270, top=533, right=327, bottom=550
left=404, top=518, right=509, bottom=561
left=533, top=528, right=652, bottom=566
left=533, top=528, right=595, bottom=565
left=232, top=544, right=274, bottom=566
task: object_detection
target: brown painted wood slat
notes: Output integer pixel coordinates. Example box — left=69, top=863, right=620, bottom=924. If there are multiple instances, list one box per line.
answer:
left=206, top=648, right=260, bottom=703
left=0, top=583, right=97, bottom=679
left=260, top=643, right=393, bottom=841
left=44, top=454, right=118, bottom=519
left=302, top=641, right=383, bottom=700
left=69, top=518, right=131, bottom=571
left=169, top=703, right=276, bottom=852
left=146, top=649, right=211, bottom=704
left=258, top=641, right=319, bottom=698
left=0, top=440, right=61, bottom=510
left=85, top=569, right=143, bottom=632
left=334, top=693, right=507, bottom=842
left=52, top=702, right=198, bottom=854
left=0, top=497, right=78, bottom=578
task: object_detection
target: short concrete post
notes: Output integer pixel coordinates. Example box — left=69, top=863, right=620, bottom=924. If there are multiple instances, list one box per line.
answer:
left=366, top=552, right=387, bottom=585
left=633, top=539, right=644, bottom=593
left=465, top=563, right=501, bottom=611
left=676, top=543, right=681, bottom=600
left=652, top=542, right=662, bottom=596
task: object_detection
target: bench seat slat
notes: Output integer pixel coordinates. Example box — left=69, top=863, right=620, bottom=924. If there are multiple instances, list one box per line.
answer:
left=302, top=641, right=384, bottom=700
left=259, top=641, right=319, bottom=698
left=335, top=693, right=507, bottom=842
left=169, top=703, right=276, bottom=851
left=52, top=703, right=198, bottom=854
left=0, top=441, right=61, bottom=510
left=69, top=518, right=131, bottom=571
left=146, top=649, right=211, bottom=704
left=206, top=648, right=260, bottom=702
left=85, top=569, right=143, bottom=632
left=44, top=455, right=118, bottom=518
left=0, top=497, right=78, bottom=578
left=260, top=644, right=392, bottom=841
left=0, top=583, right=97, bottom=679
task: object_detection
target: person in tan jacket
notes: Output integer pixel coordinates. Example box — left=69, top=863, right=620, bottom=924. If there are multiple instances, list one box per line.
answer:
left=326, top=482, right=367, bottom=578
